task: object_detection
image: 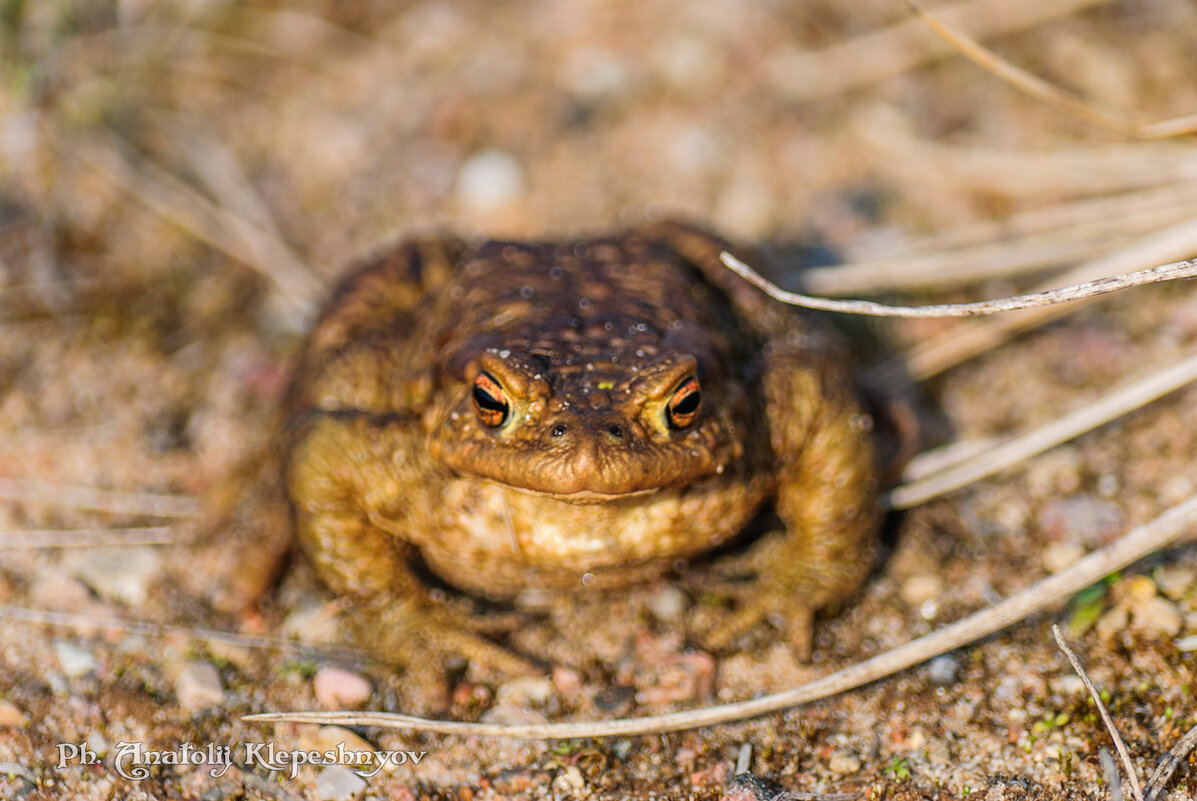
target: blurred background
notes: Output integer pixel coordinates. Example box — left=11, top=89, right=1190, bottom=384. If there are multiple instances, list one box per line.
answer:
left=2, top=1, right=1197, bottom=798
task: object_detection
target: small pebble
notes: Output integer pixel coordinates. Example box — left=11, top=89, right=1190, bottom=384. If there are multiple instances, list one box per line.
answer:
left=928, top=655, right=960, bottom=685
left=1038, top=495, right=1123, bottom=546
left=551, top=666, right=583, bottom=698
left=279, top=602, right=342, bottom=645
left=315, top=765, right=367, bottom=800
left=176, top=662, right=224, bottom=710
left=314, top=667, right=373, bottom=709
left=552, top=765, right=586, bottom=792
left=648, top=586, right=690, bottom=622
left=496, top=676, right=554, bottom=708
left=827, top=750, right=862, bottom=775
left=720, top=773, right=784, bottom=801
left=1050, top=675, right=1086, bottom=695
left=54, top=641, right=99, bottom=677
left=1156, top=566, right=1197, bottom=601
left=0, top=699, right=27, bottom=727
left=29, top=572, right=92, bottom=612
left=455, top=149, right=525, bottom=211
left=900, top=574, right=944, bottom=606
left=1130, top=596, right=1182, bottom=637
left=479, top=706, right=549, bottom=726
left=309, top=726, right=379, bottom=768
left=61, top=546, right=161, bottom=606
left=1042, top=541, right=1085, bottom=574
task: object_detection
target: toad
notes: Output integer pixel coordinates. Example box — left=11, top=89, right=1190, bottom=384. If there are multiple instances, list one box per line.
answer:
left=283, top=220, right=879, bottom=672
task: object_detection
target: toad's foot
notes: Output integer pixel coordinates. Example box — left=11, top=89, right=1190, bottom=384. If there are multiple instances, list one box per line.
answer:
left=697, top=587, right=815, bottom=662
left=347, top=596, right=540, bottom=677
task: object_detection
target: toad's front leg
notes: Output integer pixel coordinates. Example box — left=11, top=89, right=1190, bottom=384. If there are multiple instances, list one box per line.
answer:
left=703, top=337, right=880, bottom=659
left=284, top=413, right=538, bottom=676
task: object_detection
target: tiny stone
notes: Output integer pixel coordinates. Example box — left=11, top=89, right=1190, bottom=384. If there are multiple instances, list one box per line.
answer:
left=928, top=655, right=960, bottom=685
left=176, top=662, right=224, bottom=710
left=900, top=574, right=944, bottom=606
left=314, top=667, right=373, bottom=709
left=1156, top=566, right=1197, bottom=600
left=0, top=699, right=27, bottom=727
left=280, top=602, right=342, bottom=645
left=1131, top=596, right=1182, bottom=637
left=87, top=731, right=108, bottom=757
left=1050, top=675, right=1086, bottom=695
left=1175, top=634, right=1197, bottom=652
left=1042, top=541, right=1085, bottom=574
left=496, top=676, right=554, bottom=708
left=315, top=765, right=367, bottom=801
left=552, top=765, right=586, bottom=792
left=311, top=726, right=378, bottom=767
left=479, top=706, right=549, bottom=726
left=54, top=641, right=99, bottom=677
left=455, top=149, right=525, bottom=211
left=61, top=546, right=161, bottom=606
left=1038, top=495, right=1123, bottom=546
left=552, top=666, right=583, bottom=698
left=648, top=586, right=690, bottom=622
left=30, top=572, right=92, bottom=612
left=827, top=750, right=862, bottom=775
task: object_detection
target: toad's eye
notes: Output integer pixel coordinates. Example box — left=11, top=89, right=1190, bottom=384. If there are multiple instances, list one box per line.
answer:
left=472, top=371, right=509, bottom=428
left=666, top=377, right=701, bottom=429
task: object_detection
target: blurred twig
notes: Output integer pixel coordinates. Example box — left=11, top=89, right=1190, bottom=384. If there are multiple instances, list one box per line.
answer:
left=0, top=478, right=200, bottom=518
left=888, top=351, right=1197, bottom=509
left=66, top=129, right=322, bottom=331
left=0, top=526, right=176, bottom=548
left=911, top=0, right=1197, bottom=138
left=770, top=0, right=1112, bottom=99
left=897, top=215, right=1197, bottom=380
left=812, top=182, right=1197, bottom=294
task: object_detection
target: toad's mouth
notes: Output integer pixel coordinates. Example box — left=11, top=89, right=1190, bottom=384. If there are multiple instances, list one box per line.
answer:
left=493, top=481, right=662, bottom=504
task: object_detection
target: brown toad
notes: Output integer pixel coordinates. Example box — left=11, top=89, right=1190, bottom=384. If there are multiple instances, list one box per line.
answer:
left=283, top=220, right=879, bottom=672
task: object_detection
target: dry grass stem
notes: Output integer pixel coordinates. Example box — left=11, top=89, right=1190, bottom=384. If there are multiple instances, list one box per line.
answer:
left=900, top=436, right=1000, bottom=482
left=770, top=0, right=1110, bottom=100
left=888, top=351, right=1197, bottom=509
left=899, top=215, right=1197, bottom=380
left=911, top=1, right=1197, bottom=139
left=810, top=185, right=1197, bottom=295
left=243, top=493, right=1197, bottom=738
left=846, top=184, right=1197, bottom=262
left=0, top=605, right=357, bottom=662
left=0, top=526, right=176, bottom=548
left=68, top=131, right=321, bottom=330
left=719, top=250, right=1197, bottom=318
left=856, top=121, right=1197, bottom=198
left=1144, top=724, right=1197, bottom=801
left=1052, top=625, right=1144, bottom=801
left=0, top=478, right=201, bottom=519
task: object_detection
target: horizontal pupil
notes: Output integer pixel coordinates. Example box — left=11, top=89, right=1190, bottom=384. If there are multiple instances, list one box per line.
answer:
left=473, top=385, right=507, bottom=411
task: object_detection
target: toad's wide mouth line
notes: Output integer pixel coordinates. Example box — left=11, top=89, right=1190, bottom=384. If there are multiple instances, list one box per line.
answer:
left=484, top=479, right=663, bottom=503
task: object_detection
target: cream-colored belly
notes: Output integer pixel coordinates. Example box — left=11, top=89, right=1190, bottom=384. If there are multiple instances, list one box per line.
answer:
left=411, top=474, right=772, bottom=599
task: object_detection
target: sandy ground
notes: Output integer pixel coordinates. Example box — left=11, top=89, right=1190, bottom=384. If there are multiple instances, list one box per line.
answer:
left=2, top=1, right=1197, bottom=798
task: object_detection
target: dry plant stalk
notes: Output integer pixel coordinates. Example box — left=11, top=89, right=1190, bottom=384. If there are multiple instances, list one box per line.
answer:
left=910, top=0, right=1197, bottom=139
left=718, top=250, right=1197, bottom=317
left=1052, top=625, right=1143, bottom=801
